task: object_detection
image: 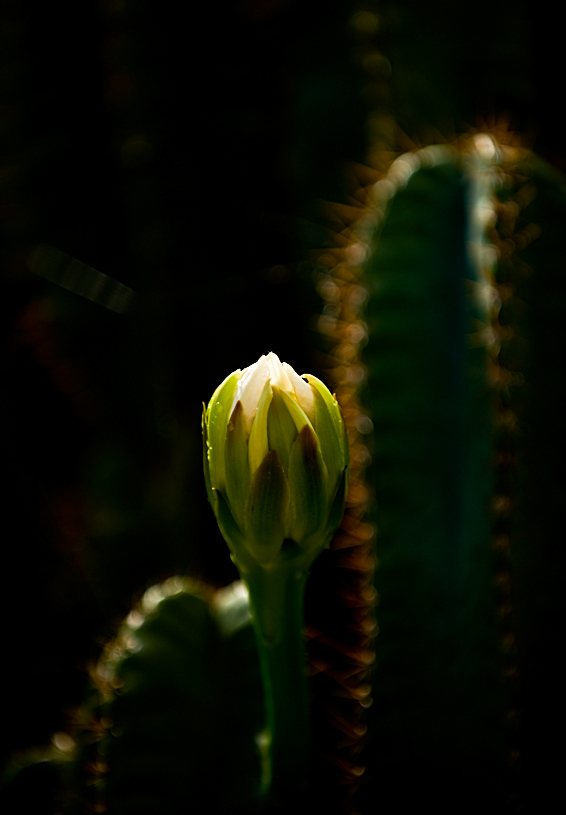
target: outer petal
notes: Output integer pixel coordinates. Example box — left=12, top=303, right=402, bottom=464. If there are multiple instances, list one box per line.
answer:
left=283, top=363, right=315, bottom=420
left=287, top=424, right=328, bottom=542
left=233, top=354, right=269, bottom=432
left=206, top=369, right=241, bottom=492
left=266, top=352, right=294, bottom=392
left=225, top=400, right=251, bottom=527
left=245, top=450, right=290, bottom=564
left=248, top=378, right=273, bottom=475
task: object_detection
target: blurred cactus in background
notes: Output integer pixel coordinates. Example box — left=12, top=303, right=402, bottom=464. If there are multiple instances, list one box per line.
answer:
left=313, top=135, right=566, bottom=813
left=1, top=1, right=564, bottom=814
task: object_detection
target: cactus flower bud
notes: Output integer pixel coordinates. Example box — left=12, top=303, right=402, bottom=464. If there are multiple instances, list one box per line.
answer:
left=203, top=352, right=349, bottom=572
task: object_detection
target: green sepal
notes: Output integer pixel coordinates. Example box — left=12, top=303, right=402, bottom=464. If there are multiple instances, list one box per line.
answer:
left=225, top=400, right=251, bottom=527
left=297, top=465, right=349, bottom=564
left=207, top=370, right=241, bottom=493
left=310, top=384, right=344, bottom=501
left=288, top=424, right=328, bottom=542
left=202, top=402, right=215, bottom=508
left=277, top=387, right=312, bottom=435
left=248, top=379, right=273, bottom=476
left=267, top=387, right=299, bottom=474
left=304, top=374, right=346, bottom=467
left=213, top=487, right=245, bottom=556
left=341, top=409, right=350, bottom=471
left=246, top=449, right=290, bottom=564
left=323, top=465, right=349, bottom=539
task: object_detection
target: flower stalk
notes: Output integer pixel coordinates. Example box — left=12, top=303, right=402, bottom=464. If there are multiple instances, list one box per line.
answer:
left=203, top=353, right=349, bottom=801
left=245, top=563, right=310, bottom=800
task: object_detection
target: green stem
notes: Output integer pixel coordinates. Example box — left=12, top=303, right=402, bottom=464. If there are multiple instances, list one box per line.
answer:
left=243, top=561, right=310, bottom=803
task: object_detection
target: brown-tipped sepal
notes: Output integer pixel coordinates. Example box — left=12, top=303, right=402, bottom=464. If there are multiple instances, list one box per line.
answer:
left=225, top=400, right=251, bottom=529
left=288, top=424, right=328, bottom=544
left=246, top=449, right=291, bottom=565
left=213, top=488, right=245, bottom=556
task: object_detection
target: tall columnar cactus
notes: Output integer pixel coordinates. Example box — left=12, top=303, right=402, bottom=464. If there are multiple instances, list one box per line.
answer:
left=314, top=133, right=566, bottom=812
left=361, top=142, right=503, bottom=808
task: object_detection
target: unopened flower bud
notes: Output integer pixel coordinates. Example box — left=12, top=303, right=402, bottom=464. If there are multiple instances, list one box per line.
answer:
left=203, top=353, right=349, bottom=572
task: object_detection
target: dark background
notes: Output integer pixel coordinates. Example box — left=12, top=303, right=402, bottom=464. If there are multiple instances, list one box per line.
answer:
left=1, top=0, right=562, bottom=792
